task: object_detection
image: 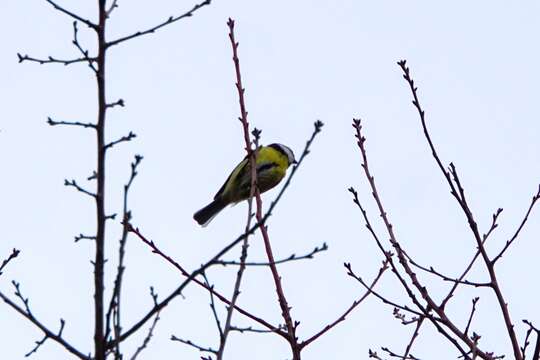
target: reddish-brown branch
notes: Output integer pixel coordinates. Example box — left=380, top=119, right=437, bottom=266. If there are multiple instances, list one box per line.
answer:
left=227, top=17, right=300, bottom=359
left=300, top=260, right=389, bottom=349
left=352, top=119, right=490, bottom=359
left=492, top=185, right=540, bottom=264
left=398, top=60, right=524, bottom=360
left=128, top=225, right=287, bottom=338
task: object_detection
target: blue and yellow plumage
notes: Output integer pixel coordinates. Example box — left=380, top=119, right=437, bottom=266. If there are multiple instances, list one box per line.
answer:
left=193, top=143, right=296, bottom=226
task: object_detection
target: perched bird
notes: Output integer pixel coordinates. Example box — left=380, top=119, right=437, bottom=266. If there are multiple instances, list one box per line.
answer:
left=194, top=143, right=296, bottom=226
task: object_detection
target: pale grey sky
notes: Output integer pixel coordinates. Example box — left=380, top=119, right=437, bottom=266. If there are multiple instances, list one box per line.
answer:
left=1, top=1, right=539, bottom=359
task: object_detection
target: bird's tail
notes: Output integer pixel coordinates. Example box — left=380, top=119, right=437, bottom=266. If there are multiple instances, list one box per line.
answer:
left=193, top=198, right=227, bottom=227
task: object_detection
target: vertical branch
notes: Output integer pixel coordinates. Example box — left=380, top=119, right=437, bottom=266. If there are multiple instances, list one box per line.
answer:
left=227, top=18, right=299, bottom=360
left=398, top=60, right=523, bottom=360
left=94, top=2, right=108, bottom=359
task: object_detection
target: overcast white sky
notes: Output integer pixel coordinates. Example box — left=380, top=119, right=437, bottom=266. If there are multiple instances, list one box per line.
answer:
left=1, top=1, right=540, bottom=359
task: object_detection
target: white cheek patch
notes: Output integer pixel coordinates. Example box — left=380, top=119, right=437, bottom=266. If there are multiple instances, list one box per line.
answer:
left=277, top=144, right=295, bottom=164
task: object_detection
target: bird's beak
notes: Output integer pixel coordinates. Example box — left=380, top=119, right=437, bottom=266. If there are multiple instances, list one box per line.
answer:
left=292, top=159, right=298, bottom=164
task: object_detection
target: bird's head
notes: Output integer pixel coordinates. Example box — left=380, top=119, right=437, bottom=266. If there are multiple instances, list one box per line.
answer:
left=269, top=143, right=297, bottom=167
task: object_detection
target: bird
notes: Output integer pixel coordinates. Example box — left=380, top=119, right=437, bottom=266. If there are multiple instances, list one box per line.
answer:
left=193, top=143, right=296, bottom=226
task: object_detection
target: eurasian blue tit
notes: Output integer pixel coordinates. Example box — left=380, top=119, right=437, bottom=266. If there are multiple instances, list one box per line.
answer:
left=194, top=143, right=296, bottom=226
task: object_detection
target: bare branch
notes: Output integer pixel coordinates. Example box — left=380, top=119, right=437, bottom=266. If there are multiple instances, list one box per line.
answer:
left=128, top=225, right=286, bottom=337
left=44, top=0, right=97, bottom=29
left=0, top=285, right=88, bottom=359
left=71, top=22, right=97, bottom=72
left=64, top=179, right=97, bottom=198
left=216, top=242, right=328, bottom=266
left=202, top=273, right=223, bottom=339
left=492, top=185, right=540, bottom=264
left=403, top=316, right=424, bottom=359
left=170, top=335, right=217, bottom=355
left=351, top=119, right=488, bottom=359
left=25, top=319, right=65, bottom=357
left=105, top=155, right=143, bottom=343
left=74, top=234, right=96, bottom=243
left=397, top=60, right=523, bottom=359
left=228, top=17, right=299, bottom=358
left=47, top=117, right=96, bottom=129
left=105, top=0, right=120, bottom=18
left=17, top=53, right=96, bottom=66
left=106, top=0, right=211, bottom=49
left=464, top=297, right=480, bottom=336
left=345, top=262, right=426, bottom=319
left=129, top=288, right=161, bottom=360
left=106, top=99, right=125, bottom=109
left=300, top=259, right=389, bottom=350
left=104, top=131, right=137, bottom=150
left=230, top=325, right=285, bottom=334
left=0, top=248, right=20, bottom=276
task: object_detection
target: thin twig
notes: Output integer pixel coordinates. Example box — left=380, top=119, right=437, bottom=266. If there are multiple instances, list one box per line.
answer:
left=0, top=248, right=20, bottom=276
left=106, top=0, right=211, bottom=49
left=403, top=317, right=424, bottom=359
left=104, top=131, right=137, bottom=150
left=17, top=53, right=96, bottom=66
left=464, top=297, right=480, bottom=336
left=492, top=185, right=540, bottom=264
left=106, top=155, right=143, bottom=344
left=71, top=21, right=98, bottom=72
left=0, top=288, right=87, bottom=359
left=25, top=319, right=65, bottom=357
left=47, top=117, right=96, bottom=129
left=170, top=336, right=217, bottom=355
left=300, top=259, right=389, bottom=349
left=44, top=0, right=97, bottom=29
left=64, top=179, right=97, bottom=198
left=217, top=127, right=259, bottom=359
left=215, top=243, right=328, bottom=266
left=129, top=225, right=286, bottom=337
left=202, top=273, right=223, bottom=339
left=129, top=288, right=161, bottom=360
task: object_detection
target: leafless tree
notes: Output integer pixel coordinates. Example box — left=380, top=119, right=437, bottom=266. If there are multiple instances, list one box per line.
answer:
left=347, top=60, right=540, bottom=360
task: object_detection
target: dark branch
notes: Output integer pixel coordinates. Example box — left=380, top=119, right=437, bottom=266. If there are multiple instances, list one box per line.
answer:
left=0, top=284, right=88, bottom=359
left=105, top=0, right=119, bottom=18
left=45, top=0, right=97, bottom=29
left=106, top=0, right=211, bottom=48
left=47, top=117, right=96, bottom=129
left=215, top=242, right=328, bottom=266
left=64, top=179, right=97, bottom=198
left=202, top=273, right=223, bottom=339
left=104, top=131, right=136, bottom=150
left=128, top=225, right=286, bottom=337
left=106, top=155, right=143, bottom=347
left=464, top=297, right=479, bottom=336
left=71, top=22, right=97, bottom=72
left=106, top=99, right=125, bottom=109
left=74, top=234, right=96, bottom=243
left=0, top=248, right=20, bottom=276
left=25, top=319, right=65, bottom=357
left=17, top=53, right=96, bottom=66
left=300, top=259, right=389, bottom=350
left=492, top=185, right=540, bottom=264
left=129, top=288, right=160, bottom=360
left=170, top=336, right=217, bottom=355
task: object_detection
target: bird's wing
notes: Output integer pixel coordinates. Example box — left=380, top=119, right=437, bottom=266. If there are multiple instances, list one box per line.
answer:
left=213, top=155, right=249, bottom=200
